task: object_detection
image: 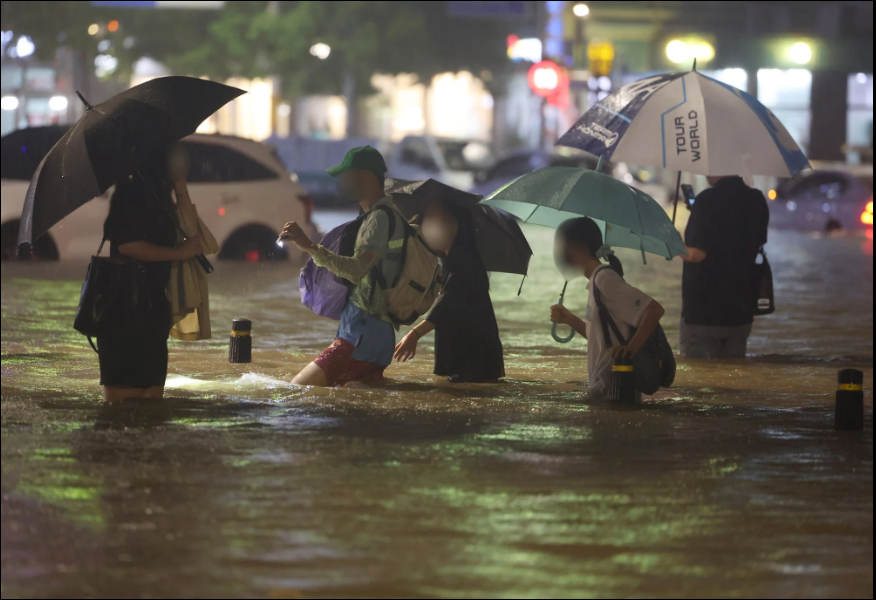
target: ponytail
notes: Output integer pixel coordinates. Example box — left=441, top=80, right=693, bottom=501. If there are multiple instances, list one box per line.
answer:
left=605, top=254, right=625, bottom=278
left=557, top=217, right=625, bottom=277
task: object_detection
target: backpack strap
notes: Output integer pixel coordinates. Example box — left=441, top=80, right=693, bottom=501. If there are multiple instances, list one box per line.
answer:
left=367, top=204, right=405, bottom=301
left=591, top=266, right=629, bottom=348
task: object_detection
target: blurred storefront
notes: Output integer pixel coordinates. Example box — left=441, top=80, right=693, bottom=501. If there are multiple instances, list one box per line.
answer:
left=533, top=1, right=873, bottom=162
left=270, top=71, right=495, bottom=144
left=360, top=71, right=494, bottom=142
left=1, top=33, right=81, bottom=137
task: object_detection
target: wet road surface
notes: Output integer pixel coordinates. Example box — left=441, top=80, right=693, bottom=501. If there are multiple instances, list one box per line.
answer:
left=1, top=222, right=873, bottom=599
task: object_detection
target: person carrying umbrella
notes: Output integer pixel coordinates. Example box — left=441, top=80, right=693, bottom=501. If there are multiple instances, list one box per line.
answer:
left=483, top=164, right=682, bottom=399
left=17, top=76, right=244, bottom=402
left=549, top=218, right=666, bottom=401
left=393, top=200, right=505, bottom=383
left=98, top=145, right=209, bottom=402
left=386, top=178, right=530, bottom=383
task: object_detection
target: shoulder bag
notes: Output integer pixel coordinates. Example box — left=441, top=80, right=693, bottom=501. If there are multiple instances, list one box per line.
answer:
left=591, top=269, right=676, bottom=395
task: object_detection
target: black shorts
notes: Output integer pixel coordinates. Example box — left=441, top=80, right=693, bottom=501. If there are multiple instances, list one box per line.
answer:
left=97, top=299, right=172, bottom=389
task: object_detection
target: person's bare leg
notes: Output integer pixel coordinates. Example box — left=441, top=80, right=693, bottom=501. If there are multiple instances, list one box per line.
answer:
left=103, top=386, right=146, bottom=403
left=142, top=386, right=165, bottom=399
left=292, top=362, right=328, bottom=387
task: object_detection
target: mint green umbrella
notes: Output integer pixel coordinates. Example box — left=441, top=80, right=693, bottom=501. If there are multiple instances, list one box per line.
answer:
left=482, top=166, right=686, bottom=261
left=483, top=165, right=686, bottom=344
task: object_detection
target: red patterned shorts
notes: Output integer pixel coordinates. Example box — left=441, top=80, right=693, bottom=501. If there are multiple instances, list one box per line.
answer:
left=314, top=338, right=387, bottom=387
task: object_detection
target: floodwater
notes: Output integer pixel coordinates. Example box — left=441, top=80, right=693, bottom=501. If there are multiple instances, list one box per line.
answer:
left=1, top=218, right=873, bottom=599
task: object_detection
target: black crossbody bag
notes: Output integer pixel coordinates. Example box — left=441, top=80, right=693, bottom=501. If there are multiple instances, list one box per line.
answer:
left=591, top=268, right=676, bottom=395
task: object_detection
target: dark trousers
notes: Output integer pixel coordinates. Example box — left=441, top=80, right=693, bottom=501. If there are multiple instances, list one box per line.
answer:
left=679, top=320, right=753, bottom=359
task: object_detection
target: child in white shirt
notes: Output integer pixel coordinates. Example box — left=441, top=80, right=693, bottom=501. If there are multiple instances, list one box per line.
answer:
left=550, top=218, right=666, bottom=400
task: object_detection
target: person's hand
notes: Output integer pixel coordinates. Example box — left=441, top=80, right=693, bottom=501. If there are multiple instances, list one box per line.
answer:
left=177, top=235, right=203, bottom=260
left=279, top=221, right=316, bottom=253
left=394, top=331, right=420, bottom=362
left=610, top=342, right=643, bottom=359
left=550, top=304, right=574, bottom=325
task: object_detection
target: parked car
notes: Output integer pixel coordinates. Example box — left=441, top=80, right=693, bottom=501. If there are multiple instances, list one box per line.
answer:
left=267, top=135, right=385, bottom=208
left=388, top=135, right=494, bottom=192
left=769, top=163, right=873, bottom=233
left=469, top=150, right=599, bottom=198
left=1, top=128, right=318, bottom=262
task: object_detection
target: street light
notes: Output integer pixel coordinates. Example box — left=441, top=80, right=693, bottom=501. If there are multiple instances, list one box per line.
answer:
left=88, top=23, right=100, bottom=36
left=788, top=41, right=812, bottom=65
left=15, top=36, right=35, bottom=58
left=310, top=43, right=331, bottom=60
left=573, top=3, right=590, bottom=17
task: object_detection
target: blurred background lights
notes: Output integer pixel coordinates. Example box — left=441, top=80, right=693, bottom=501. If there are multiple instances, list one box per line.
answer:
left=789, top=41, right=812, bottom=65
left=309, top=43, right=331, bottom=60
left=1, top=96, right=19, bottom=111
left=94, top=54, right=119, bottom=77
left=14, top=35, right=35, bottom=58
left=573, top=3, right=590, bottom=18
left=48, top=96, right=68, bottom=111
left=666, top=39, right=715, bottom=65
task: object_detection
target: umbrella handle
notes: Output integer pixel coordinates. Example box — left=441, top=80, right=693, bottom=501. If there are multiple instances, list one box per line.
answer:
left=551, top=284, right=576, bottom=344
left=195, top=253, right=215, bottom=274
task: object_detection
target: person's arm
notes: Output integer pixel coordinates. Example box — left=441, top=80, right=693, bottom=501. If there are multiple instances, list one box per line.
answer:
left=551, top=305, right=588, bottom=339
left=394, top=320, right=436, bottom=362
left=680, top=192, right=712, bottom=263
left=118, top=237, right=202, bottom=263
left=280, top=213, right=386, bottom=284
left=681, top=246, right=707, bottom=263
left=610, top=300, right=665, bottom=359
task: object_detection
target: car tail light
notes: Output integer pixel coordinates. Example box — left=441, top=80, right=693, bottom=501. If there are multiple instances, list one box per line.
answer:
left=862, top=200, right=874, bottom=227
left=300, top=195, right=315, bottom=224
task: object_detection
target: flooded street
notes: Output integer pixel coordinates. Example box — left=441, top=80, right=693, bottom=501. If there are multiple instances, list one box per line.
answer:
left=1, top=221, right=872, bottom=599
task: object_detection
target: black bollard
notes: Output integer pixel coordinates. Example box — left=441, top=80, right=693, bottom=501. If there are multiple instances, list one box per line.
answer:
left=229, top=319, right=252, bottom=364
left=835, top=369, right=864, bottom=431
left=609, top=356, right=638, bottom=405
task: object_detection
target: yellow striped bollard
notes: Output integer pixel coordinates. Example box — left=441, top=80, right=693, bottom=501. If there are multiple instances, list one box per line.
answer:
left=229, top=319, right=252, bottom=364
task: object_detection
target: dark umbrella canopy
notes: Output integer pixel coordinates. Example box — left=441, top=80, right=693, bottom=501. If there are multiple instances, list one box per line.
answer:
left=18, top=76, right=245, bottom=247
left=385, top=178, right=532, bottom=276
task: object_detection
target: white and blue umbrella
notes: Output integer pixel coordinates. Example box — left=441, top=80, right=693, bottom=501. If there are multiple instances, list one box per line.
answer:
left=557, top=69, right=810, bottom=180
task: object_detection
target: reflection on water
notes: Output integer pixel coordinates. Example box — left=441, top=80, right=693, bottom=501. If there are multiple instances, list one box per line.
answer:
left=1, top=225, right=873, bottom=599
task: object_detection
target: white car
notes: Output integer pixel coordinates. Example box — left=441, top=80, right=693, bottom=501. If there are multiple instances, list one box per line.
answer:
left=1, top=129, right=318, bottom=262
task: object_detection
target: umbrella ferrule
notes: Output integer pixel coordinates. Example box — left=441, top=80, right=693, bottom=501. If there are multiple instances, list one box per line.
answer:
left=76, top=91, right=93, bottom=110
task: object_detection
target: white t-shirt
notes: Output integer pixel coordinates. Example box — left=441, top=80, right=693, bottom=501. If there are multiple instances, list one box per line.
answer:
left=584, top=266, right=654, bottom=399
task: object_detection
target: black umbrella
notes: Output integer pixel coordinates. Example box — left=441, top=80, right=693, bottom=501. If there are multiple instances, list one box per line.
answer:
left=385, top=178, right=532, bottom=277
left=18, top=76, right=245, bottom=249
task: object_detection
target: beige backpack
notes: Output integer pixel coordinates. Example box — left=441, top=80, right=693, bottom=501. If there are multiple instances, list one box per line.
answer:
left=370, top=206, right=442, bottom=326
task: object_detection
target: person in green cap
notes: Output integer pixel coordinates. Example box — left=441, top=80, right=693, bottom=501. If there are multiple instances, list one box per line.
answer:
left=280, top=146, right=406, bottom=387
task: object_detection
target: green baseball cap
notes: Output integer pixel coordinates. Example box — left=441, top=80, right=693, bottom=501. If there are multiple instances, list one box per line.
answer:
left=326, top=145, right=387, bottom=178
